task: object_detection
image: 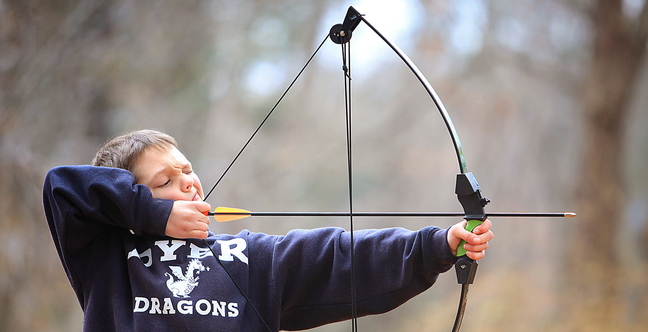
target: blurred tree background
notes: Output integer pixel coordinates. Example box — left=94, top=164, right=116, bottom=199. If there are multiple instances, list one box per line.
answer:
left=1, top=0, right=647, bottom=331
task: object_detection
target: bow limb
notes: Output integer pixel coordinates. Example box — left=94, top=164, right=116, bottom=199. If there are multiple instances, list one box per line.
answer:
left=330, top=6, right=490, bottom=331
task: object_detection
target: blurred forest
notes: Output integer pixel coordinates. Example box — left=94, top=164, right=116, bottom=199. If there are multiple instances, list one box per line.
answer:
left=1, top=0, right=647, bottom=331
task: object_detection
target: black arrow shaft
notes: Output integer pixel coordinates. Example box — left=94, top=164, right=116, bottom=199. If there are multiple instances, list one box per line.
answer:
left=208, top=211, right=575, bottom=218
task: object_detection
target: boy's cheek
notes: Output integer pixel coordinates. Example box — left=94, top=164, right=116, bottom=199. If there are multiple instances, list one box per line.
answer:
left=148, top=188, right=163, bottom=199
left=149, top=187, right=172, bottom=200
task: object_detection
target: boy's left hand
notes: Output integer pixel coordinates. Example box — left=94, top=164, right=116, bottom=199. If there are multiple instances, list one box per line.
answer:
left=447, top=219, right=493, bottom=260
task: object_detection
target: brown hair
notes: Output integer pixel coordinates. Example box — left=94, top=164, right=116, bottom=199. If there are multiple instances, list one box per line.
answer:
left=91, top=130, right=178, bottom=172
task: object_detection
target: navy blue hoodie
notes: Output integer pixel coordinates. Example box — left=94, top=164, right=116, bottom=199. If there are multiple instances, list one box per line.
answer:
left=43, top=165, right=457, bottom=331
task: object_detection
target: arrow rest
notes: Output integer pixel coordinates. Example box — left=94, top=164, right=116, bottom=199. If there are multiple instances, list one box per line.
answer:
left=455, top=173, right=490, bottom=219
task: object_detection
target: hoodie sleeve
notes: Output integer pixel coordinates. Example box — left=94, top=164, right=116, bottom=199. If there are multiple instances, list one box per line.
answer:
left=42, top=165, right=173, bottom=287
left=247, top=226, right=457, bottom=330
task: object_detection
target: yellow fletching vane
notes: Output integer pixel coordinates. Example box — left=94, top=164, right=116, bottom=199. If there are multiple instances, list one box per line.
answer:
left=210, top=207, right=252, bottom=222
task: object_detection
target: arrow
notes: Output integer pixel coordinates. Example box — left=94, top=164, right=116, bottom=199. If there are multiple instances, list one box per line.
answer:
left=206, top=207, right=575, bottom=222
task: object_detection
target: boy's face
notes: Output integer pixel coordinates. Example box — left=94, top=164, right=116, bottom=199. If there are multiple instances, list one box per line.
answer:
left=131, top=146, right=205, bottom=201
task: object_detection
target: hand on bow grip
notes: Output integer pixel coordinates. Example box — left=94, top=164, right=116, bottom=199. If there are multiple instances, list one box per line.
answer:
left=447, top=219, right=493, bottom=261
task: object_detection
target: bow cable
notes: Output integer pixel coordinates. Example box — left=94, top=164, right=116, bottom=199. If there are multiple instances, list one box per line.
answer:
left=341, top=39, right=359, bottom=332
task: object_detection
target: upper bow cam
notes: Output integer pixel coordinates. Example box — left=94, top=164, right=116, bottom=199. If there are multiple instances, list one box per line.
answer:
left=329, top=6, right=363, bottom=45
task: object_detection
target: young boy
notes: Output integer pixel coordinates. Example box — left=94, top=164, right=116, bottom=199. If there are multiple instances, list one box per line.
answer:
left=43, top=129, right=493, bottom=332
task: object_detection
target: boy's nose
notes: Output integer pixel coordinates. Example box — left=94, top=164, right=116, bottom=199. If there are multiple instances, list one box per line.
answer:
left=182, top=176, right=194, bottom=191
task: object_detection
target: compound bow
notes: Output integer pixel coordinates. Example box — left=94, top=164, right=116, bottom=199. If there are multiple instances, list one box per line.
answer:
left=204, top=6, right=573, bottom=332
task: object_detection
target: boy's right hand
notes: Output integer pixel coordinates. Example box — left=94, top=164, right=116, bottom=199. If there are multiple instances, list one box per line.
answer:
left=165, top=201, right=212, bottom=239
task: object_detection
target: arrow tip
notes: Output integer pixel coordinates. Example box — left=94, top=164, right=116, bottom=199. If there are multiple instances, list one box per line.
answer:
left=565, top=212, right=577, bottom=217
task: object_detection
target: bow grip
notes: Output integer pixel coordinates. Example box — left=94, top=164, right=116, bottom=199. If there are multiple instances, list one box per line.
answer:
left=454, top=219, right=482, bottom=284
left=456, top=219, right=484, bottom=257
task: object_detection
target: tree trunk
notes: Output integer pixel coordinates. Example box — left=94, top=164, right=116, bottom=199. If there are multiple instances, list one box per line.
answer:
left=569, top=0, right=647, bottom=330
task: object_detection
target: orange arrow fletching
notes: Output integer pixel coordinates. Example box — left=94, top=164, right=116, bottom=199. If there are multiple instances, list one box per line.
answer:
left=209, top=207, right=252, bottom=222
